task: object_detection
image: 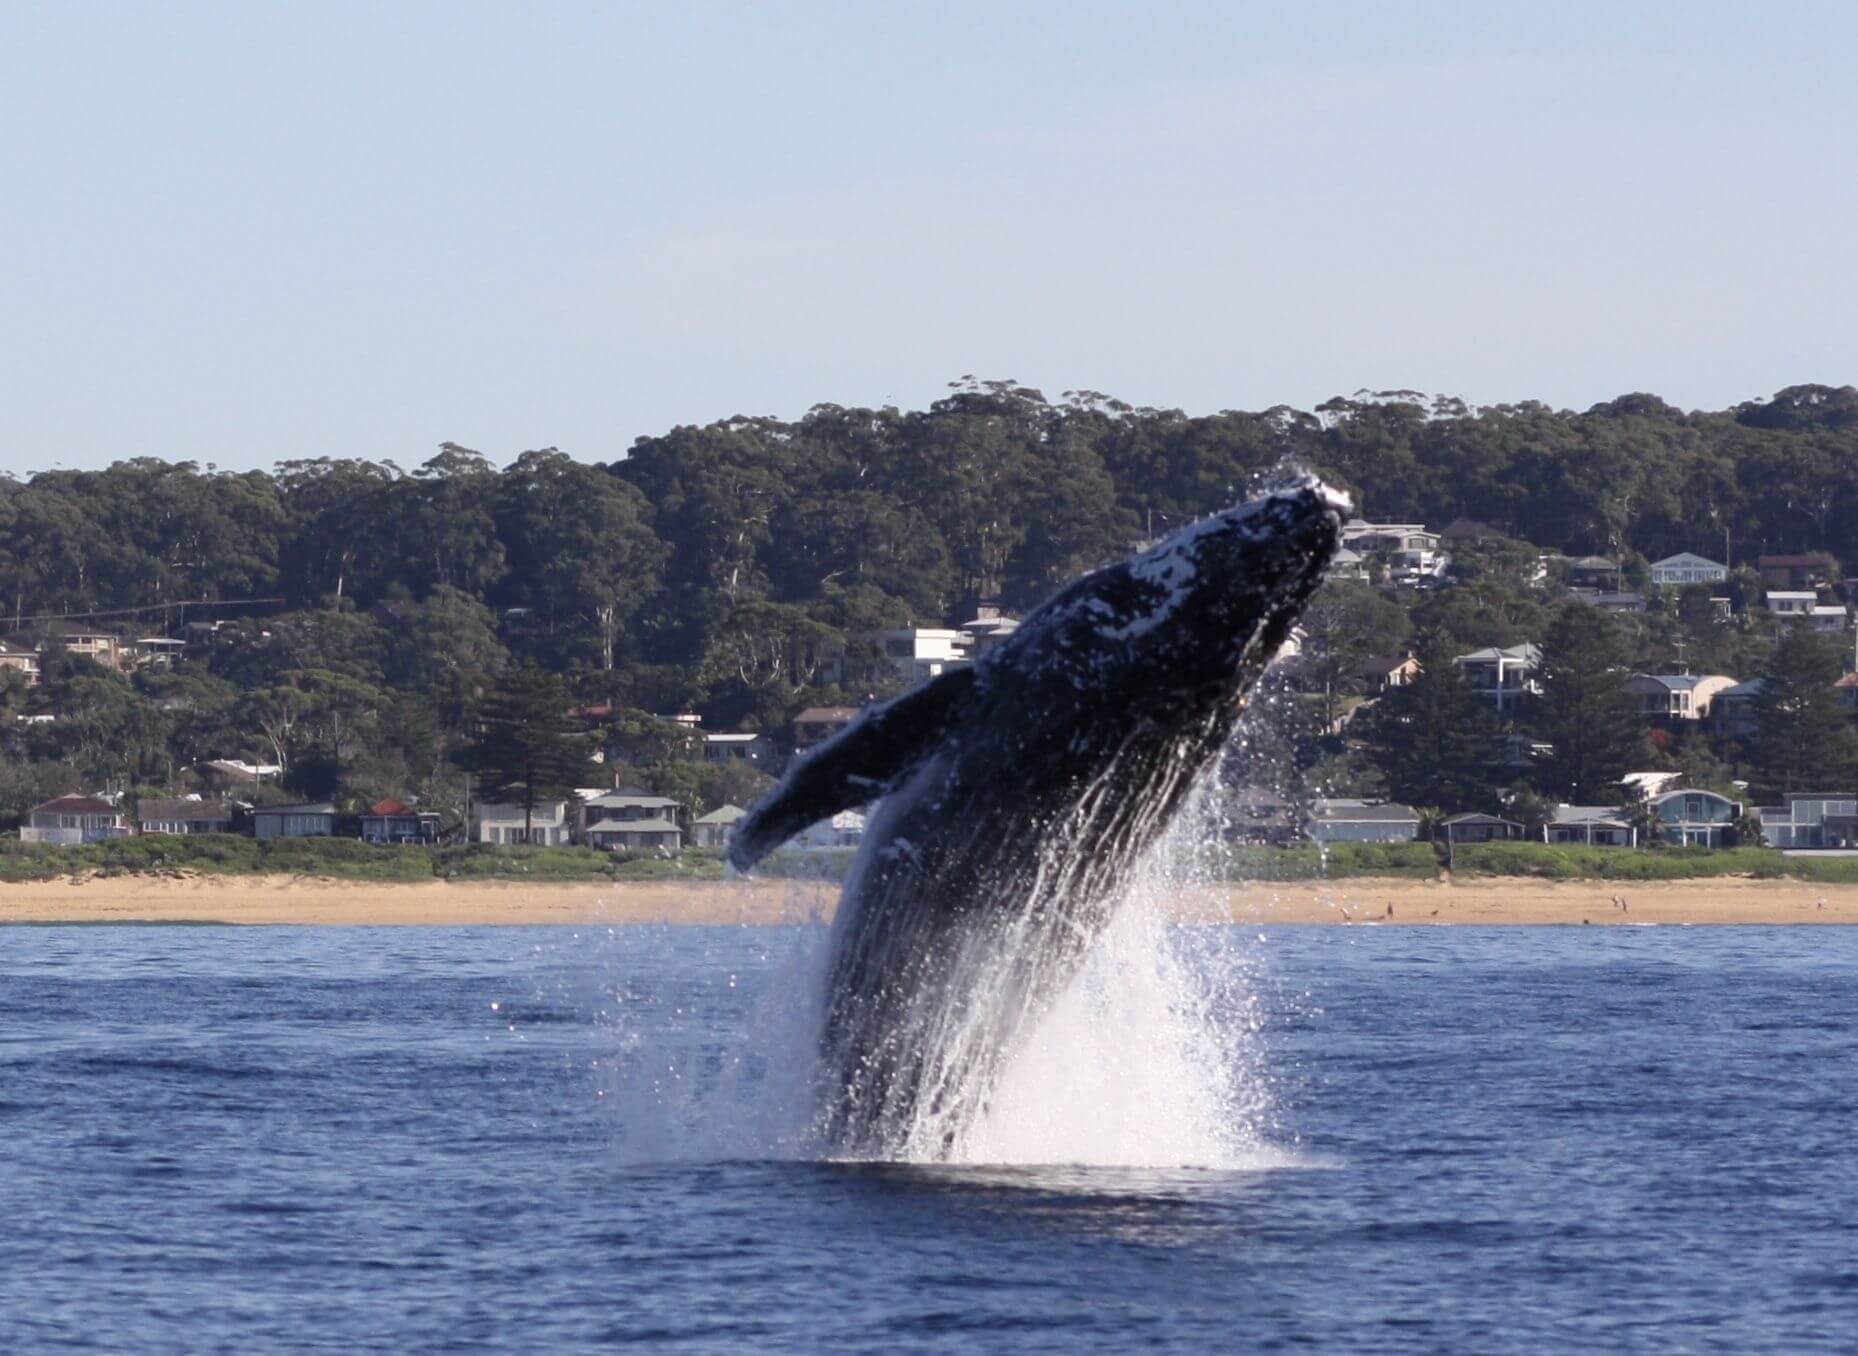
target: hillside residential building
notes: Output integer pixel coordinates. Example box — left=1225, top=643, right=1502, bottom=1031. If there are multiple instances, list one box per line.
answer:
left=1712, top=679, right=1766, bottom=737
left=1766, top=591, right=1816, bottom=618
left=1357, top=653, right=1421, bottom=694
left=1756, top=794, right=1858, bottom=849
left=1810, top=604, right=1850, bottom=633
left=1649, top=789, right=1741, bottom=848
left=1649, top=553, right=1727, bottom=586
left=958, top=613, right=1020, bottom=658
left=581, top=790, right=685, bottom=853
left=1572, top=590, right=1647, bottom=614
left=691, top=804, right=747, bottom=849
left=468, top=800, right=569, bottom=846
left=1453, top=643, right=1542, bottom=712
left=1545, top=806, right=1637, bottom=846
left=1758, top=553, right=1838, bottom=591
left=793, top=706, right=858, bottom=752
left=1307, top=799, right=1420, bottom=844
left=131, top=637, right=187, bottom=669
left=1329, top=547, right=1369, bottom=581
left=877, top=628, right=970, bottom=684
left=0, top=637, right=40, bottom=686
left=703, top=732, right=774, bottom=765
left=22, top=795, right=128, bottom=845
left=1565, top=556, right=1621, bottom=590
left=1440, top=813, right=1524, bottom=844
left=252, top=803, right=336, bottom=839
left=360, top=799, right=441, bottom=844
left=137, top=799, right=236, bottom=835
left=787, top=809, right=866, bottom=850
left=1624, top=673, right=1737, bottom=721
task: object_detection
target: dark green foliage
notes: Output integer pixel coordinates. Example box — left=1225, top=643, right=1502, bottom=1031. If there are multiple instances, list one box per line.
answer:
left=1353, top=637, right=1502, bottom=813
left=1747, top=629, right=1858, bottom=800
left=455, top=665, right=594, bottom=837
left=1533, top=602, right=1647, bottom=801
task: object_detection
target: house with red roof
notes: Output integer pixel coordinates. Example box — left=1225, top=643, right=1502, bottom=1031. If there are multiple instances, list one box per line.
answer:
left=359, top=798, right=441, bottom=845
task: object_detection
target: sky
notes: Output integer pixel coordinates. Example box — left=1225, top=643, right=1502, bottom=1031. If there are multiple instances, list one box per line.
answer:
left=2, top=1, right=1855, bottom=473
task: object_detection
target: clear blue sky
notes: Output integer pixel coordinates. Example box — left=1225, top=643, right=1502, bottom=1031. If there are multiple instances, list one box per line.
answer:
left=2, top=1, right=1854, bottom=472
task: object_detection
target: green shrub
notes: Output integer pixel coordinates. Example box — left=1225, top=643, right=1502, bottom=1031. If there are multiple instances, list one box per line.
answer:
left=1210, top=841, right=1439, bottom=881
left=431, top=842, right=614, bottom=879
left=1449, top=842, right=1791, bottom=880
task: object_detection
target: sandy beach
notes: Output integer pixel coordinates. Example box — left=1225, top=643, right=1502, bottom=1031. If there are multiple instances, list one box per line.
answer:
left=4, top=872, right=1858, bottom=926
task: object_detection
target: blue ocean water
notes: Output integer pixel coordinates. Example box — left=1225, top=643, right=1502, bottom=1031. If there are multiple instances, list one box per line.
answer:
left=2, top=922, right=1856, bottom=1352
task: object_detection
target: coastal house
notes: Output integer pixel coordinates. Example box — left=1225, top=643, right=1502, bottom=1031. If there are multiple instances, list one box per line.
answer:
left=0, top=637, right=40, bottom=686
left=1571, top=590, right=1647, bottom=614
left=468, top=800, right=570, bottom=846
left=691, top=804, right=747, bottom=849
left=1758, top=553, right=1838, bottom=591
left=1357, top=653, right=1421, bottom=695
left=1623, top=673, right=1737, bottom=722
left=876, top=628, right=971, bottom=684
left=1756, top=794, right=1858, bottom=849
left=1711, top=679, right=1766, bottom=737
left=581, top=790, right=685, bottom=853
left=793, top=706, right=859, bottom=752
left=1452, top=643, right=1542, bottom=713
left=1766, top=591, right=1816, bottom=618
left=21, top=795, right=129, bottom=845
left=1810, top=604, right=1850, bottom=634
left=1222, top=789, right=1301, bottom=846
left=1545, top=806, right=1638, bottom=847
left=1565, top=555, right=1621, bottom=590
left=1649, top=553, right=1728, bottom=587
left=1439, top=812, right=1524, bottom=844
left=251, top=803, right=336, bottom=839
left=359, top=799, right=441, bottom=844
left=702, top=732, right=774, bottom=766
left=137, top=798, right=236, bottom=835
left=1307, top=799, right=1420, bottom=844
left=1648, top=788, right=1741, bottom=848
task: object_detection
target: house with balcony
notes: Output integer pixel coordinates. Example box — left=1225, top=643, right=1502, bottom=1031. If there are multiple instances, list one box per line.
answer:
left=53, top=630, right=126, bottom=671
left=1452, top=643, right=1542, bottom=712
left=1758, top=553, right=1839, bottom=591
left=1624, top=673, right=1737, bottom=722
left=1648, top=788, right=1741, bottom=847
left=1756, top=794, right=1858, bottom=849
left=0, top=637, right=40, bottom=686
left=1649, top=553, right=1728, bottom=587
left=581, top=789, right=685, bottom=853
left=1544, top=806, right=1637, bottom=847
left=137, top=799, right=236, bottom=835
left=468, top=799, right=570, bottom=846
left=875, top=628, right=971, bottom=684
left=1565, top=555, right=1621, bottom=590
left=21, top=795, right=128, bottom=845
left=1307, top=799, right=1421, bottom=844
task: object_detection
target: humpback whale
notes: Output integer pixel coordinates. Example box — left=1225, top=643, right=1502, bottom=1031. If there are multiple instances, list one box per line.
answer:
left=731, top=476, right=1346, bottom=1157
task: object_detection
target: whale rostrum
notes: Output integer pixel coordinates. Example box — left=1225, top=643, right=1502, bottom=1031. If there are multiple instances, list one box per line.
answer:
left=731, top=476, right=1348, bottom=1158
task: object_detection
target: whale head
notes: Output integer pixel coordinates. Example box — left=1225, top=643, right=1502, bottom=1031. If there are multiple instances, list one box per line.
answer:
left=1028, top=474, right=1350, bottom=707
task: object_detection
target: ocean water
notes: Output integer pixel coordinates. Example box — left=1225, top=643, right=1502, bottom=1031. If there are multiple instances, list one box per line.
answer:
left=3, top=921, right=1856, bottom=1352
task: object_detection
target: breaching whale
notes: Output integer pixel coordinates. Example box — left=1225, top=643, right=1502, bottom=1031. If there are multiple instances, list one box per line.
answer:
left=730, top=476, right=1347, bottom=1157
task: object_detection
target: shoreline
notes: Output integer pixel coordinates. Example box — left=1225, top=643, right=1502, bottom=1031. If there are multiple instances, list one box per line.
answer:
left=4, top=873, right=1858, bottom=926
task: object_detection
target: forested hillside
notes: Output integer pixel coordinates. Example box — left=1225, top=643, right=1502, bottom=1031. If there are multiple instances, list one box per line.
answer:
left=4, top=378, right=1858, bottom=824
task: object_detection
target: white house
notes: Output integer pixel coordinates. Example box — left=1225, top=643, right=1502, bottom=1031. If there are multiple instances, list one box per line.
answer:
left=1623, top=673, right=1738, bottom=721
left=0, top=637, right=40, bottom=686
left=1649, top=553, right=1728, bottom=587
left=468, top=800, right=571, bottom=846
left=21, top=795, right=128, bottom=846
left=1452, top=644, right=1543, bottom=712
left=1810, top=604, right=1850, bottom=634
left=1766, top=591, right=1816, bottom=618
left=876, top=628, right=971, bottom=684
left=580, top=790, right=686, bottom=848
left=1307, top=799, right=1420, bottom=844
left=957, top=613, right=1020, bottom=658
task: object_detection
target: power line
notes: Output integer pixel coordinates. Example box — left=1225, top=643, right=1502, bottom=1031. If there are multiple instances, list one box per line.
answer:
left=6, top=597, right=285, bottom=626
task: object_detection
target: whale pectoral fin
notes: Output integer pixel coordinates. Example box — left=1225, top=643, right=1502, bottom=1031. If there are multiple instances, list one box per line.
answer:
left=728, top=666, right=977, bottom=872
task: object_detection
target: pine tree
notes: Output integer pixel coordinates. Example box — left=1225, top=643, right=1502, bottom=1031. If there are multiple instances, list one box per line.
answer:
left=456, top=665, right=592, bottom=842
left=1748, top=629, right=1858, bottom=800
left=1534, top=602, right=1647, bottom=803
left=1355, top=637, right=1501, bottom=813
